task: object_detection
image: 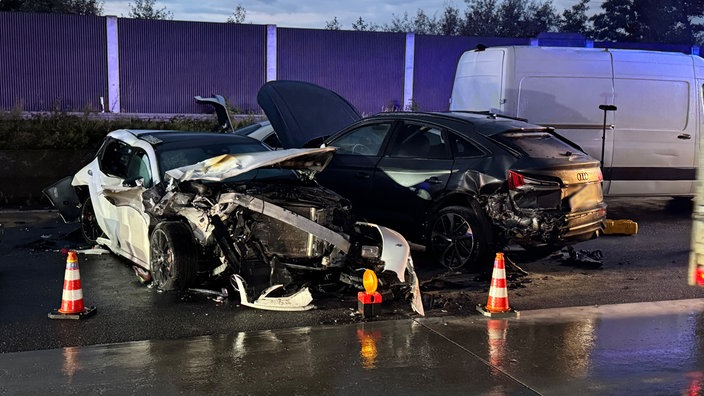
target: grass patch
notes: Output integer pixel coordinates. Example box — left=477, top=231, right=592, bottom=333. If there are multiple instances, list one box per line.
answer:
left=0, top=108, right=256, bottom=150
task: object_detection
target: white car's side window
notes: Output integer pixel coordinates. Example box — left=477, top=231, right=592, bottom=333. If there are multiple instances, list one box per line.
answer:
left=126, top=150, right=153, bottom=187
left=99, top=139, right=132, bottom=178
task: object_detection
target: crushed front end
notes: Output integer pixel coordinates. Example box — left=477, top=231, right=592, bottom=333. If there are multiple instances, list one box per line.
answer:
left=144, top=149, right=423, bottom=314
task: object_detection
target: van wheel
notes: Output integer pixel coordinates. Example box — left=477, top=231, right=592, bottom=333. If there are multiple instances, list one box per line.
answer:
left=428, top=203, right=494, bottom=272
left=80, top=197, right=103, bottom=244
left=149, top=221, right=197, bottom=291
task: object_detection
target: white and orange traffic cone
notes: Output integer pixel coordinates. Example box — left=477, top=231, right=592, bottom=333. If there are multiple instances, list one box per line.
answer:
left=477, top=252, right=518, bottom=317
left=48, top=250, right=97, bottom=320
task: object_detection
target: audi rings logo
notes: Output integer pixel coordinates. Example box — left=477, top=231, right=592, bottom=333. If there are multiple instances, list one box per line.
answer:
left=576, top=172, right=589, bottom=181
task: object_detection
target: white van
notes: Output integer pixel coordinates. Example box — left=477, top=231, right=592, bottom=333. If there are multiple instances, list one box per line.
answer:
left=450, top=45, right=704, bottom=196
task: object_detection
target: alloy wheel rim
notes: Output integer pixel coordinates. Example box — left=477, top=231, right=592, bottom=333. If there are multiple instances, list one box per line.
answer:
left=431, top=212, right=475, bottom=270
left=151, top=231, right=173, bottom=286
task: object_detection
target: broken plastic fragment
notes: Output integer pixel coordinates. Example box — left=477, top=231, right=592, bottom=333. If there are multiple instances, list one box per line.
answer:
left=231, top=274, right=315, bottom=311
left=406, top=257, right=425, bottom=316
left=75, top=247, right=110, bottom=255
left=188, top=288, right=229, bottom=299
left=560, top=246, right=603, bottom=268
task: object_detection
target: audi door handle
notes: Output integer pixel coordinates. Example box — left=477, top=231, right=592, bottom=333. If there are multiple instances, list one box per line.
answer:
left=356, top=172, right=370, bottom=179
left=426, top=177, right=442, bottom=184
left=677, top=134, right=691, bottom=140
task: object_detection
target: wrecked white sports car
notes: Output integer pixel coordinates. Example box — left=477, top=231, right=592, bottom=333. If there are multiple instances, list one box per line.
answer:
left=44, top=129, right=423, bottom=314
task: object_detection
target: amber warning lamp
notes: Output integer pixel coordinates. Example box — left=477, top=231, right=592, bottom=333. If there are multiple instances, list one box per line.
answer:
left=358, top=269, right=382, bottom=318
left=362, top=269, right=378, bottom=294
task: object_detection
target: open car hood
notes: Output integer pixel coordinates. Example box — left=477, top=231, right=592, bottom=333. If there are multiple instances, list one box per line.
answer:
left=165, top=147, right=336, bottom=182
left=257, top=80, right=362, bottom=148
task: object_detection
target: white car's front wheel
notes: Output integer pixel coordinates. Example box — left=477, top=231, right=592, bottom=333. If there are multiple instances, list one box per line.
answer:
left=80, top=197, right=103, bottom=244
left=149, top=221, right=197, bottom=291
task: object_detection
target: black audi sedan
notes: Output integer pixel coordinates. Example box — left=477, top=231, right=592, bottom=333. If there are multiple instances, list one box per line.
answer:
left=252, top=81, right=607, bottom=271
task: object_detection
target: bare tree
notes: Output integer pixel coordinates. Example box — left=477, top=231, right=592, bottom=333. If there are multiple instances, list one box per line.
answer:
left=324, top=16, right=341, bottom=30
left=351, top=16, right=369, bottom=31
left=127, top=0, right=173, bottom=20
left=226, top=4, right=246, bottom=23
left=413, top=9, right=437, bottom=35
left=383, top=12, right=413, bottom=32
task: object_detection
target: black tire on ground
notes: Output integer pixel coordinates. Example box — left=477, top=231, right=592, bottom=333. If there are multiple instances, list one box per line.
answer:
left=428, top=202, right=495, bottom=272
left=80, top=197, right=103, bottom=244
left=149, top=221, right=198, bottom=291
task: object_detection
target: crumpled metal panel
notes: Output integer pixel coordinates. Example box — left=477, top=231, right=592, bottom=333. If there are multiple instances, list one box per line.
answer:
left=164, top=148, right=336, bottom=182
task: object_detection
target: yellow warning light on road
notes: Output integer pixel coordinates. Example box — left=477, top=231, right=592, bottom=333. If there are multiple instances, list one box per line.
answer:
left=362, top=269, right=378, bottom=294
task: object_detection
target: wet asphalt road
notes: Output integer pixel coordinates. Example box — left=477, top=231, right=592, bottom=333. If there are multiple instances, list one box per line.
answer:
left=0, top=197, right=702, bottom=354
left=3, top=300, right=704, bottom=395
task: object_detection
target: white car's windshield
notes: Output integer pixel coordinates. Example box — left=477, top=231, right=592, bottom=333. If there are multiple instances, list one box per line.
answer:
left=156, top=142, right=268, bottom=176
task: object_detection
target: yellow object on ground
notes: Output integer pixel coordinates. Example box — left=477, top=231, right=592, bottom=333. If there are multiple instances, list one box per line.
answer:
left=604, top=219, right=638, bottom=235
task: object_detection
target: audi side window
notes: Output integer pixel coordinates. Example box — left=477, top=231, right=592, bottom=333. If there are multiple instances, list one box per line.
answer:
left=388, top=123, right=450, bottom=159
left=451, top=134, right=485, bottom=158
left=329, top=123, right=391, bottom=156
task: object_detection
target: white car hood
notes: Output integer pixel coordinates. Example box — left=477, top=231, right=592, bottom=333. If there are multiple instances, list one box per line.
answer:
left=165, top=147, right=336, bottom=182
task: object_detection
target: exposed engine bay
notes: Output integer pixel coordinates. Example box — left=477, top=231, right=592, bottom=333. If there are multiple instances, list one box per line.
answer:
left=143, top=174, right=423, bottom=315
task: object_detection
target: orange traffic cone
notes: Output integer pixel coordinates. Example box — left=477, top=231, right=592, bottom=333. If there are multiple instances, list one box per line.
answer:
left=48, top=251, right=97, bottom=320
left=476, top=253, right=518, bottom=317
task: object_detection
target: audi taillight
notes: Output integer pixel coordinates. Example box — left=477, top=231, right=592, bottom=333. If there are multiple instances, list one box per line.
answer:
left=508, top=170, right=560, bottom=190
left=508, top=170, right=525, bottom=189
left=697, top=266, right=704, bottom=287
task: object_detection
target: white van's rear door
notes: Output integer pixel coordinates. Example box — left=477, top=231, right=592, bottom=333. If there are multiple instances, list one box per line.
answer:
left=608, top=50, right=697, bottom=196
left=450, top=48, right=506, bottom=112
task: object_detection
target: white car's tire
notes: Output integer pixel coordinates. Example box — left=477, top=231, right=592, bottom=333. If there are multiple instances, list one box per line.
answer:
left=149, top=221, right=197, bottom=291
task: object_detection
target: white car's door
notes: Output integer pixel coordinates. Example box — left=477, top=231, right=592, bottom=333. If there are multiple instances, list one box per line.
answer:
left=88, top=137, right=154, bottom=267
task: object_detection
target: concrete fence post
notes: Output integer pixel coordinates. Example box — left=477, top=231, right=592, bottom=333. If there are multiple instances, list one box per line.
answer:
left=106, top=16, right=120, bottom=113
left=267, top=25, right=277, bottom=82
left=404, top=32, right=415, bottom=111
